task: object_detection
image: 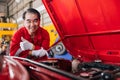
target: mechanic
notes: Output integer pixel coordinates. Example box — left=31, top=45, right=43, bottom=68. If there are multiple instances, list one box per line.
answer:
left=10, top=8, right=50, bottom=61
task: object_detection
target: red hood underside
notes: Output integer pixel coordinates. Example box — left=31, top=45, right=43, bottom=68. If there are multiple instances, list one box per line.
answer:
left=42, top=0, right=120, bottom=64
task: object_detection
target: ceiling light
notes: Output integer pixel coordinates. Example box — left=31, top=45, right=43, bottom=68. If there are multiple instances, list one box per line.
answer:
left=15, top=0, right=21, bottom=3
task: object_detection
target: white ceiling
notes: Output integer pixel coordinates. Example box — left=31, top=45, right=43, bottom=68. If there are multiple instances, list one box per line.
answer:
left=0, top=0, right=11, bottom=15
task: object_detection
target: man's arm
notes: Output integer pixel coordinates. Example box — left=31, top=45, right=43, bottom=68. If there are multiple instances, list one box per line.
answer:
left=41, top=29, right=50, bottom=50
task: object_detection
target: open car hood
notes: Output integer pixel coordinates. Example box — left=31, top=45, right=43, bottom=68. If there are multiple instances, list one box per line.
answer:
left=42, top=0, right=120, bottom=63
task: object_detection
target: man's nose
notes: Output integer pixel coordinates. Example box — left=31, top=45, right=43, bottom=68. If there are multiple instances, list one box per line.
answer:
left=30, top=22, right=35, bottom=26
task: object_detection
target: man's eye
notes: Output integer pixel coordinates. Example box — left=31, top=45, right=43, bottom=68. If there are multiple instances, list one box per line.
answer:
left=34, top=20, right=38, bottom=23
left=26, top=20, right=31, bottom=23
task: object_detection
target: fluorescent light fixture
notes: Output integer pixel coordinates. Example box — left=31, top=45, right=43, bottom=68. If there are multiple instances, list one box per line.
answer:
left=15, top=0, right=21, bottom=3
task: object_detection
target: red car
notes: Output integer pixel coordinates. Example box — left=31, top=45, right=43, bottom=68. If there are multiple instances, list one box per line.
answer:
left=1, top=0, right=120, bottom=80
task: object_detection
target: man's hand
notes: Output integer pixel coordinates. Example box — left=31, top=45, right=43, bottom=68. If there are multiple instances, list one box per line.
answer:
left=31, top=48, right=48, bottom=57
left=20, top=37, right=34, bottom=51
